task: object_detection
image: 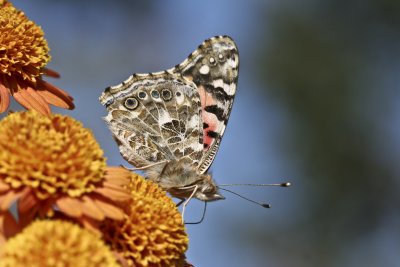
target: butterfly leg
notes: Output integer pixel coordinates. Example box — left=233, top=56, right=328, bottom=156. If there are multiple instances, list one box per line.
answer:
left=176, top=198, right=185, bottom=207
left=119, top=160, right=169, bottom=171
left=181, top=185, right=198, bottom=224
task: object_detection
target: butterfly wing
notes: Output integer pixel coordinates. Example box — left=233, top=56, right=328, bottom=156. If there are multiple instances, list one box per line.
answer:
left=172, top=36, right=239, bottom=173
left=99, top=73, right=204, bottom=169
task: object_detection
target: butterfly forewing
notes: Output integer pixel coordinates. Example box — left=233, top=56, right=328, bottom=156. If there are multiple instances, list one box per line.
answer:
left=172, top=36, right=239, bottom=173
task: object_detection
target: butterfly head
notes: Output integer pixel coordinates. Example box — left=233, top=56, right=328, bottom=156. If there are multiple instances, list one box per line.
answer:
left=193, top=173, right=225, bottom=202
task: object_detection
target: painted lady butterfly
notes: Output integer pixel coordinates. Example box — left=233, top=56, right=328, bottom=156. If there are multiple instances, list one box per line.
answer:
left=99, top=36, right=239, bottom=209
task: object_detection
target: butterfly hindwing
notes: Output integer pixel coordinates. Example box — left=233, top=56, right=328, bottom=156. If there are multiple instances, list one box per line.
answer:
left=99, top=73, right=204, bottom=168
left=172, top=36, right=239, bottom=173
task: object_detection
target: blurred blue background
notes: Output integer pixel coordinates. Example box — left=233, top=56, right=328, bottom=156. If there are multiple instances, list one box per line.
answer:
left=9, top=0, right=400, bottom=266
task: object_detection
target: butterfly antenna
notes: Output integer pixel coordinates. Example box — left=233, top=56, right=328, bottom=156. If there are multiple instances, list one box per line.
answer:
left=218, top=182, right=291, bottom=187
left=218, top=187, right=271, bottom=208
left=185, top=201, right=207, bottom=225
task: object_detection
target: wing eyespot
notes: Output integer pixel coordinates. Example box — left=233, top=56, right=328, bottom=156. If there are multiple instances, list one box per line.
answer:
left=151, top=90, right=160, bottom=99
left=217, top=53, right=226, bottom=62
left=124, top=97, right=139, bottom=110
left=209, top=57, right=217, bottom=66
left=138, top=91, right=147, bottom=99
left=161, top=89, right=172, bottom=101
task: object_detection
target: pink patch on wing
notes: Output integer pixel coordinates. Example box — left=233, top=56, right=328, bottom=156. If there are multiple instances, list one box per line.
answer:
left=198, top=85, right=219, bottom=151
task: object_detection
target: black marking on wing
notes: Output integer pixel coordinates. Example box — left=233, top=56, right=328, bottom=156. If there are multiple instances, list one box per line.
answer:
left=206, top=130, right=219, bottom=138
left=191, top=73, right=234, bottom=91
left=204, top=105, right=226, bottom=121
left=204, top=84, right=234, bottom=102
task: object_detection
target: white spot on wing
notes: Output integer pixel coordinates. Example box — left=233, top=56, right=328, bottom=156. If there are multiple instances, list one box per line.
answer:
left=199, top=65, right=210, bottom=75
left=176, top=92, right=184, bottom=105
left=159, top=109, right=172, bottom=125
left=226, top=83, right=236, bottom=95
left=228, top=58, right=238, bottom=68
left=213, top=79, right=224, bottom=88
left=187, top=113, right=199, bottom=129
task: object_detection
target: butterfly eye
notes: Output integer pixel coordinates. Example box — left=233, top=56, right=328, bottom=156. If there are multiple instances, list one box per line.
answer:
left=151, top=90, right=160, bottom=99
left=124, top=97, right=138, bottom=110
left=138, top=91, right=147, bottom=99
left=218, top=53, right=226, bottom=62
left=161, top=89, right=172, bottom=101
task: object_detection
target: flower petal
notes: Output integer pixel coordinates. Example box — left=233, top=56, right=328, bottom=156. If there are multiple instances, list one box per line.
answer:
left=81, top=196, right=105, bottom=221
left=37, top=79, right=74, bottom=108
left=0, top=211, right=20, bottom=239
left=0, top=180, right=11, bottom=193
left=105, top=166, right=132, bottom=176
left=94, top=183, right=132, bottom=201
left=18, top=205, right=39, bottom=228
left=93, top=198, right=124, bottom=220
left=105, top=176, right=131, bottom=187
left=43, top=68, right=60, bottom=78
left=56, top=197, right=83, bottom=217
left=104, top=167, right=132, bottom=186
left=18, top=188, right=38, bottom=214
left=13, top=87, right=51, bottom=115
left=0, top=81, right=10, bottom=112
left=0, top=190, right=24, bottom=210
left=36, top=89, right=73, bottom=109
left=27, top=86, right=51, bottom=114
left=80, top=216, right=102, bottom=234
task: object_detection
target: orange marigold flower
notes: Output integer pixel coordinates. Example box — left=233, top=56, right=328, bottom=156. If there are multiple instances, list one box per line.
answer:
left=0, top=111, right=131, bottom=235
left=0, top=220, right=121, bottom=267
left=101, top=173, right=189, bottom=267
left=0, top=0, right=74, bottom=114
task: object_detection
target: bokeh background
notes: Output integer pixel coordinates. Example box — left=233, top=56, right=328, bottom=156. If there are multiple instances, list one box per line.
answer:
left=8, top=0, right=400, bottom=266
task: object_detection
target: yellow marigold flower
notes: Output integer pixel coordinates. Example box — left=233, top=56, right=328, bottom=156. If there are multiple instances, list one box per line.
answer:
left=101, top=173, right=189, bottom=267
left=0, top=0, right=74, bottom=114
left=0, top=220, right=121, bottom=267
left=0, top=111, right=131, bottom=233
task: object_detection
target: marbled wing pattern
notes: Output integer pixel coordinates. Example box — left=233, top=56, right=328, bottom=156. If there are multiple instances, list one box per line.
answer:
left=99, top=73, right=204, bottom=169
